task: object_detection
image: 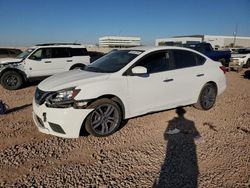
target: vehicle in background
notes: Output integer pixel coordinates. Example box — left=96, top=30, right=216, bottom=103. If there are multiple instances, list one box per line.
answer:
left=0, top=48, right=22, bottom=60
left=33, top=46, right=226, bottom=138
left=0, top=43, right=90, bottom=90
left=230, top=48, right=250, bottom=68
left=183, top=42, right=231, bottom=66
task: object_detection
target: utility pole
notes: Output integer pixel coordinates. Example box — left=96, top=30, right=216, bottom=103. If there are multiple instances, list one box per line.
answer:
left=233, top=24, right=238, bottom=47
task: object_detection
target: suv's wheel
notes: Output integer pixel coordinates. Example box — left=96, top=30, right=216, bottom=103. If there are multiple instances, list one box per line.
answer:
left=0, top=71, right=23, bottom=90
left=243, top=59, right=250, bottom=68
left=194, top=83, right=217, bottom=110
left=85, top=98, right=122, bottom=137
left=70, top=64, right=85, bottom=70
left=218, top=58, right=226, bottom=66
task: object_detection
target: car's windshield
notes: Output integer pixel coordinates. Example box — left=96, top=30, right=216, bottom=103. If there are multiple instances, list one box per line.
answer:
left=16, top=48, right=34, bottom=59
left=84, top=50, right=143, bottom=73
left=235, top=49, right=250, bottom=54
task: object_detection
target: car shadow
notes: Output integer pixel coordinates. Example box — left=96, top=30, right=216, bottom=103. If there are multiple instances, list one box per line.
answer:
left=153, top=107, right=200, bottom=188
left=5, top=103, right=32, bottom=114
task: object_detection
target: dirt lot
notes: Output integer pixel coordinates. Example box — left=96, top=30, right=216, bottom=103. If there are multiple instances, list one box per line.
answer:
left=0, top=70, right=249, bottom=187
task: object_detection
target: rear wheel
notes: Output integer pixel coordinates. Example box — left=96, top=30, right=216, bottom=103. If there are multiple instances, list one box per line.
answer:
left=85, top=98, right=122, bottom=137
left=194, top=83, right=217, bottom=110
left=0, top=71, right=23, bottom=90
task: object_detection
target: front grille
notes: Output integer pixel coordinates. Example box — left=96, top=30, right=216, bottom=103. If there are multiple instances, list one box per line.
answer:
left=35, top=88, right=53, bottom=105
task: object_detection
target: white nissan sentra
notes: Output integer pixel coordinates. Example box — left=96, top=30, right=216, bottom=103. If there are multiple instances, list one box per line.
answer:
left=33, top=46, right=226, bottom=138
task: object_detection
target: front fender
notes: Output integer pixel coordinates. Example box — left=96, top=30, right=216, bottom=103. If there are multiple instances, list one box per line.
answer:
left=75, top=78, right=129, bottom=117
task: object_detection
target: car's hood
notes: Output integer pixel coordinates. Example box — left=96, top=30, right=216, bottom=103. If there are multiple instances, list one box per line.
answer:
left=38, top=70, right=110, bottom=91
left=0, top=58, right=22, bottom=64
left=231, top=54, right=247, bottom=58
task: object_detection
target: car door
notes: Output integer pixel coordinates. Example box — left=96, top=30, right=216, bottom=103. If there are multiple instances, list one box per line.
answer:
left=125, top=50, right=176, bottom=116
left=25, top=48, right=70, bottom=77
left=169, top=49, right=207, bottom=105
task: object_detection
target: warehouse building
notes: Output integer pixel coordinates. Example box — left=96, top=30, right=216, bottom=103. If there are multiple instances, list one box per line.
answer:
left=99, top=36, right=141, bottom=48
left=155, top=35, right=250, bottom=48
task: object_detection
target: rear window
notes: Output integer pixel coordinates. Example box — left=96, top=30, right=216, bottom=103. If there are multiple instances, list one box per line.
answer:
left=172, top=50, right=197, bottom=69
left=70, top=48, right=88, bottom=56
left=171, top=50, right=205, bottom=69
left=51, top=48, right=70, bottom=58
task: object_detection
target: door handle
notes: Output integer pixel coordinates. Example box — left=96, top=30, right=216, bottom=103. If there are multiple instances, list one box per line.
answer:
left=163, top=78, right=174, bottom=82
left=196, top=74, right=204, bottom=77
left=45, top=61, right=51, bottom=63
left=67, top=60, right=73, bottom=62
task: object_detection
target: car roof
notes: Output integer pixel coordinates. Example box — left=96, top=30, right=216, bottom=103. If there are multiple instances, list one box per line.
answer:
left=30, top=43, right=86, bottom=49
left=128, top=46, right=198, bottom=53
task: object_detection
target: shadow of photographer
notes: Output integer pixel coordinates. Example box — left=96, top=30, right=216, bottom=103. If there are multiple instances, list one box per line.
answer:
left=154, top=107, right=200, bottom=188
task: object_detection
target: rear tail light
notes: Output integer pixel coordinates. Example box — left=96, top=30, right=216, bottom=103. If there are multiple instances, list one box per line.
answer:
left=220, top=66, right=227, bottom=74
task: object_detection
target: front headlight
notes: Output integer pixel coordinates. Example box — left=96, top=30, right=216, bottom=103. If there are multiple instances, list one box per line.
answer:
left=53, top=88, right=80, bottom=102
left=46, top=87, right=81, bottom=107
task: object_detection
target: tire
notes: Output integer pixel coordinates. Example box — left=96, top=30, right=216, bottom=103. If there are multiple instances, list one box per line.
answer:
left=0, top=71, right=23, bottom=90
left=70, top=64, right=85, bottom=70
left=243, top=59, right=250, bottom=68
left=218, top=58, right=226, bottom=66
left=85, top=98, right=122, bottom=137
left=194, top=83, right=217, bottom=110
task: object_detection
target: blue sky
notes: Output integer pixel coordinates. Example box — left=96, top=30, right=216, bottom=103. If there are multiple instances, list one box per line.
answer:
left=0, top=0, right=250, bottom=46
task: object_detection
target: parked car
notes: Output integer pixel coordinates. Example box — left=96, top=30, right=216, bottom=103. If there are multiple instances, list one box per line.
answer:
left=0, top=48, right=22, bottom=59
left=184, top=42, right=231, bottom=66
left=0, top=43, right=90, bottom=90
left=230, top=48, right=250, bottom=68
left=33, top=46, right=226, bottom=138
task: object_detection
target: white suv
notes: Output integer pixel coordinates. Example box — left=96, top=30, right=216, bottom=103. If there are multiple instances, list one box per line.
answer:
left=33, top=46, right=226, bottom=138
left=230, top=48, right=250, bottom=68
left=0, top=43, right=90, bottom=90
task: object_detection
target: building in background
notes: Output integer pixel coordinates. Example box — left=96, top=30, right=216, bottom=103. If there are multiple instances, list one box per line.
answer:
left=99, top=36, right=141, bottom=48
left=155, top=35, right=250, bottom=48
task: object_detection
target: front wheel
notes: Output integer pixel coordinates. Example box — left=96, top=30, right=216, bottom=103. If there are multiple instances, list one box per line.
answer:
left=243, top=59, right=250, bottom=68
left=85, top=98, right=122, bottom=137
left=194, top=83, right=217, bottom=110
left=0, top=71, right=23, bottom=90
left=218, top=58, right=226, bottom=66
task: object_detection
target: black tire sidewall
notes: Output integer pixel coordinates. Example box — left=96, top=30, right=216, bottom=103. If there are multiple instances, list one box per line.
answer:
left=247, top=59, right=250, bottom=68
left=1, top=71, right=23, bottom=90
left=70, top=64, right=85, bottom=70
left=85, top=98, right=122, bottom=137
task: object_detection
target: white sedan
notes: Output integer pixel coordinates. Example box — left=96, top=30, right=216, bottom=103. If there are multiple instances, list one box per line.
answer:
left=33, top=46, right=226, bottom=138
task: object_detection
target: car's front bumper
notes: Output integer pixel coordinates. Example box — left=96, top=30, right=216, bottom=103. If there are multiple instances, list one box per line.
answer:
left=32, top=98, right=93, bottom=138
left=230, top=58, right=245, bottom=66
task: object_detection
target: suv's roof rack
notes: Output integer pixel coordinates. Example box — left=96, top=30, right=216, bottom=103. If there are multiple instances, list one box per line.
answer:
left=35, top=43, right=81, bottom=46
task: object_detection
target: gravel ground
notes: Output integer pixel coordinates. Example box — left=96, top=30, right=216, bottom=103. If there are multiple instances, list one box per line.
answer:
left=0, top=70, right=249, bottom=187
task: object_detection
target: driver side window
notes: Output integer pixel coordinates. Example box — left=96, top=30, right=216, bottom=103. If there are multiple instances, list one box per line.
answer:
left=29, top=49, right=43, bottom=60
left=136, top=51, right=170, bottom=74
left=29, top=48, right=52, bottom=60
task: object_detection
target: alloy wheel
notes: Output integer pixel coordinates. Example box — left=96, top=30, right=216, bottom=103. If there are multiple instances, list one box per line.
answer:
left=90, top=104, right=119, bottom=135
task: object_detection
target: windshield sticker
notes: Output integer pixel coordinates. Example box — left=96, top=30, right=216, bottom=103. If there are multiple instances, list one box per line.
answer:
left=128, top=51, right=142, bottom=55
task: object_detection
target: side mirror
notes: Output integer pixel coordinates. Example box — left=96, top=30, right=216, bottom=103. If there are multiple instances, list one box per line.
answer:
left=30, top=55, right=41, bottom=61
left=131, top=66, right=148, bottom=75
